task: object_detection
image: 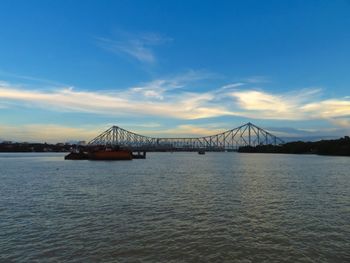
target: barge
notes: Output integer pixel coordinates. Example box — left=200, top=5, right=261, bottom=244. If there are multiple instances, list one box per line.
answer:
left=65, top=147, right=146, bottom=160
left=89, top=149, right=132, bottom=160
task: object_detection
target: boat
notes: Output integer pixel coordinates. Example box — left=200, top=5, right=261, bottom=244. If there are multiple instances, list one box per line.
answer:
left=88, top=149, right=132, bottom=160
left=64, top=146, right=145, bottom=160
left=64, top=151, right=89, bottom=160
left=198, top=149, right=205, bottom=155
left=132, top=151, right=146, bottom=159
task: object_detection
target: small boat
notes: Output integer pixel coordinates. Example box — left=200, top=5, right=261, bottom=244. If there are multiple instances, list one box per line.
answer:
left=132, top=151, right=146, bottom=159
left=198, top=149, right=205, bottom=155
left=64, top=151, right=89, bottom=160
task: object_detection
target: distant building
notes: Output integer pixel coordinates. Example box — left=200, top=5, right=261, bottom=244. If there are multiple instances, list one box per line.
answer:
left=78, top=141, right=87, bottom=146
left=43, top=147, right=52, bottom=152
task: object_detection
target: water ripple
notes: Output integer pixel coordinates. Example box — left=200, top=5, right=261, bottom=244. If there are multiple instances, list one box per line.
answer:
left=0, top=152, right=349, bottom=262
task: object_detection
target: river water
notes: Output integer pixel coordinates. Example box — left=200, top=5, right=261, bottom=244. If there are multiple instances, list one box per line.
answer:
left=0, top=152, right=349, bottom=262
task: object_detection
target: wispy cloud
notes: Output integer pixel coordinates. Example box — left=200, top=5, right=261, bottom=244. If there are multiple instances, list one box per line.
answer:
left=125, top=70, right=219, bottom=100
left=0, top=124, right=103, bottom=143
left=1, top=75, right=350, bottom=128
left=96, top=31, right=171, bottom=63
left=0, top=72, right=235, bottom=119
left=229, top=88, right=322, bottom=120
left=0, top=123, right=226, bottom=143
left=301, top=99, right=350, bottom=119
left=0, top=85, right=234, bottom=119
left=0, top=70, right=70, bottom=87
left=243, top=75, right=271, bottom=84
left=329, top=118, right=350, bottom=128
left=141, top=124, right=226, bottom=138
left=263, top=126, right=350, bottom=141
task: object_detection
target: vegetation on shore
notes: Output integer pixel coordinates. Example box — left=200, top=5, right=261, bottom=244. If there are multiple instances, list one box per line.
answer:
left=0, top=142, right=73, bottom=152
left=238, top=136, right=350, bottom=156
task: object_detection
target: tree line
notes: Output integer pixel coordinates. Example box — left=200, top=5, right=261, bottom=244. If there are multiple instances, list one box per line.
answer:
left=238, top=136, right=350, bottom=156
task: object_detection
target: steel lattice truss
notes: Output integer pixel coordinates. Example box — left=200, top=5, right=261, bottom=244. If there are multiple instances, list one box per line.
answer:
left=88, top=122, right=284, bottom=151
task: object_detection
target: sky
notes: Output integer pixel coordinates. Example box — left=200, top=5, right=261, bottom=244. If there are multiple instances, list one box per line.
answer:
left=1, top=0, right=350, bottom=143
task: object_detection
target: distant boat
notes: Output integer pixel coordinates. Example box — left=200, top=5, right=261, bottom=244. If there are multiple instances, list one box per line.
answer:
left=131, top=151, right=146, bottom=159
left=198, top=149, right=205, bottom=155
left=64, top=151, right=89, bottom=160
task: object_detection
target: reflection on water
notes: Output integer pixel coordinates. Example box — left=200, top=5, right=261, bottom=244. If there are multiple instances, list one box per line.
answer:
left=0, top=152, right=349, bottom=262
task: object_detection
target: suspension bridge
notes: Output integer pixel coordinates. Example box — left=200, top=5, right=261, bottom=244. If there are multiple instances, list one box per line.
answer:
left=88, top=122, right=284, bottom=152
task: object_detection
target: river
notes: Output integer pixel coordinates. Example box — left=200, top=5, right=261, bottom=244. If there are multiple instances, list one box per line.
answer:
left=0, top=152, right=349, bottom=262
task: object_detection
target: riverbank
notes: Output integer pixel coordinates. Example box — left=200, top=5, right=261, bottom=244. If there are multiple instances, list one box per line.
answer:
left=0, top=142, right=72, bottom=152
left=238, top=136, right=350, bottom=156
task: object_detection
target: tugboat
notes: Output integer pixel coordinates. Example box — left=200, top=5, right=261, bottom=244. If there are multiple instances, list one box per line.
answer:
left=198, top=149, right=205, bottom=155
left=64, top=148, right=89, bottom=160
left=131, top=151, right=146, bottom=159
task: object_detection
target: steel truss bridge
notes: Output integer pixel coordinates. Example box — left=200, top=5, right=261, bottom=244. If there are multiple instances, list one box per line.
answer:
left=88, top=122, right=284, bottom=151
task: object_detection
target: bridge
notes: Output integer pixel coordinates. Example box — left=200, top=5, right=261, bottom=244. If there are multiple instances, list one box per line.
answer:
left=88, top=122, right=284, bottom=151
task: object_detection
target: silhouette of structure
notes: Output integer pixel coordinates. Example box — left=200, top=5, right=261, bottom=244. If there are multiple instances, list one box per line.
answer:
left=88, top=122, right=284, bottom=151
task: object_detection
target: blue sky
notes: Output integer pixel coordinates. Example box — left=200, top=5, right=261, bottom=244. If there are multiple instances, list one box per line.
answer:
left=1, top=0, right=350, bottom=142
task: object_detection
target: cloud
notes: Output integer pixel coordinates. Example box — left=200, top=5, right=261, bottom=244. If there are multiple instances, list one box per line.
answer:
left=0, top=79, right=235, bottom=120
left=328, top=118, right=350, bottom=128
left=96, top=31, right=171, bottom=63
left=0, top=123, right=226, bottom=143
left=243, top=76, right=271, bottom=84
left=228, top=89, right=304, bottom=119
left=1, top=76, right=350, bottom=128
left=128, top=77, right=184, bottom=100
left=231, top=90, right=294, bottom=114
left=301, top=99, right=350, bottom=118
left=141, top=124, right=226, bottom=138
left=227, top=88, right=344, bottom=121
left=263, top=126, right=350, bottom=141
left=0, top=70, right=69, bottom=87
left=219, top=83, right=245, bottom=90
left=0, top=124, right=103, bottom=143
left=124, top=70, right=217, bottom=101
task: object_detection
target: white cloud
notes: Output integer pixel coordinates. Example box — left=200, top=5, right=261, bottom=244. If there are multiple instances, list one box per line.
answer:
left=228, top=88, right=347, bottom=121
left=141, top=124, right=225, bottom=138
left=243, top=76, right=270, bottom=83
left=96, top=31, right=171, bottom=64
left=0, top=82, right=234, bottom=120
left=0, top=124, right=102, bottom=143
left=327, top=118, right=350, bottom=128
left=231, top=90, right=293, bottom=112
left=0, top=70, right=69, bottom=87
left=219, top=83, right=245, bottom=90
left=128, top=79, right=182, bottom=100
left=0, top=123, right=226, bottom=143
left=301, top=99, right=350, bottom=118
left=124, top=70, right=218, bottom=100
left=1, top=76, right=350, bottom=128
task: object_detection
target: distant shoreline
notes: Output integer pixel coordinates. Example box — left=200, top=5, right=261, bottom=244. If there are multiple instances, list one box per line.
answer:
left=238, top=136, right=350, bottom=157
left=0, top=142, right=73, bottom=153
left=2, top=136, right=350, bottom=157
